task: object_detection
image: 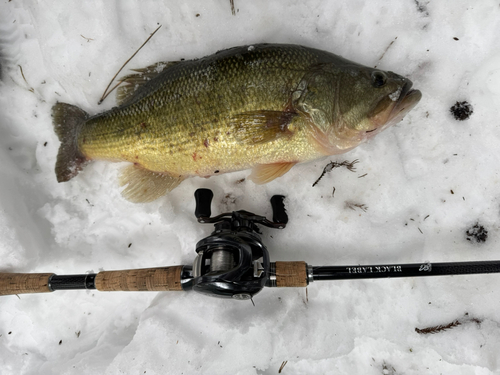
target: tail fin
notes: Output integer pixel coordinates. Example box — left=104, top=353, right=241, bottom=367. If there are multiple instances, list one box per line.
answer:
left=51, top=102, right=89, bottom=182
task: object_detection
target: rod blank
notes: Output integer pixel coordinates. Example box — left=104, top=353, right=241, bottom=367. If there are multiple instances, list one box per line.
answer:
left=311, top=260, right=500, bottom=281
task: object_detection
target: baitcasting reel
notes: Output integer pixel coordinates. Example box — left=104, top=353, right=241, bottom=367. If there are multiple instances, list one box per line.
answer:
left=190, top=189, right=288, bottom=300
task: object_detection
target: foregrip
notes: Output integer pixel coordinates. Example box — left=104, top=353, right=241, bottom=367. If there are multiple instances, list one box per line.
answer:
left=275, top=261, right=308, bottom=287
left=0, top=273, right=54, bottom=295
left=94, top=266, right=184, bottom=291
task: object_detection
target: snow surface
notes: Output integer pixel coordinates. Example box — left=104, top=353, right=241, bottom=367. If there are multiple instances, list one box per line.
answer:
left=1, top=1, right=500, bottom=374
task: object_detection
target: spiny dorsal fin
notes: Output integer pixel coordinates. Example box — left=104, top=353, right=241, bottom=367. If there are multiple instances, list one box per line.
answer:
left=119, top=164, right=184, bottom=203
left=230, top=110, right=298, bottom=145
left=116, top=61, right=180, bottom=105
left=248, top=162, right=296, bottom=184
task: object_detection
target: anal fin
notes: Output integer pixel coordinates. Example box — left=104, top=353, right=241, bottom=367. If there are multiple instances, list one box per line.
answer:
left=119, top=165, right=184, bottom=203
left=248, top=162, right=296, bottom=184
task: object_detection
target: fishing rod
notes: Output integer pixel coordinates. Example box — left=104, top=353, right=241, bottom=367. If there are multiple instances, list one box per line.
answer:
left=2, top=189, right=500, bottom=300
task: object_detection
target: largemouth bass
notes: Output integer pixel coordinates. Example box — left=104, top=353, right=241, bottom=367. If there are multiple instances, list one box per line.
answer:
left=52, top=44, right=421, bottom=203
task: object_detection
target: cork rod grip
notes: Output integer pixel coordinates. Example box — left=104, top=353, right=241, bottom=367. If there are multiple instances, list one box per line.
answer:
left=0, top=273, right=54, bottom=296
left=94, top=266, right=184, bottom=292
left=275, top=261, right=308, bottom=287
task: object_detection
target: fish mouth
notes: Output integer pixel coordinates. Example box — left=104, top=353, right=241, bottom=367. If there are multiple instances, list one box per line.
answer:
left=366, top=81, right=422, bottom=136
left=388, top=81, right=422, bottom=124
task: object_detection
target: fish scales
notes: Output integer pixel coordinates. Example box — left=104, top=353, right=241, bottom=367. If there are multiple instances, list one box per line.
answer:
left=81, top=46, right=320, bottom=173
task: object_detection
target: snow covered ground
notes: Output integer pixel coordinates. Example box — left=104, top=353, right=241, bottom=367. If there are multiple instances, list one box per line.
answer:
left=1, top=1, right=500, bottom=374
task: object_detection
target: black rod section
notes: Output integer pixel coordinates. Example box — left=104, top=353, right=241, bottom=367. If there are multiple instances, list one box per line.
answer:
left=48, top=274, right=97, bottom=291
left=311, top=260, right=500, bottom=281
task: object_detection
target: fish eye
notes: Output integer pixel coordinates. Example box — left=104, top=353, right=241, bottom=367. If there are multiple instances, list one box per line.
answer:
left=371, top=71, right=387, bottom=88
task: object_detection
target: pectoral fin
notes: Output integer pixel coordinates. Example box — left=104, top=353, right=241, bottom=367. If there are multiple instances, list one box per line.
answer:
left=231, top=110, right=298, bottom=145
left=248, top=162, right=296, bottom=184
left=119, top=165, right=184, bottom=203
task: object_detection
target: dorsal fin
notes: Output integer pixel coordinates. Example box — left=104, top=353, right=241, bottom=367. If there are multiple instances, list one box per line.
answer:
left=116, top=61, right=180, bottom=105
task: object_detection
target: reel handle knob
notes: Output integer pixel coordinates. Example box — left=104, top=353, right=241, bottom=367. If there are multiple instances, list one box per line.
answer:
left=194, top=189, right=214, bottom=220
left=270, top=195, right=288, bottom=225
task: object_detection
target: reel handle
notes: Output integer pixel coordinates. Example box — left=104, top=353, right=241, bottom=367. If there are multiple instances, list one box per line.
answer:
left=194, top=188, right=213, bottom=220
left=270, top=195, right=288, bottom=225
